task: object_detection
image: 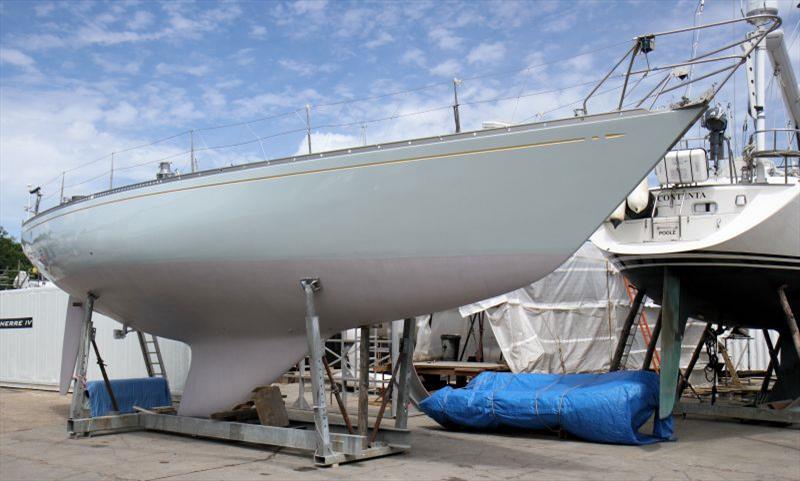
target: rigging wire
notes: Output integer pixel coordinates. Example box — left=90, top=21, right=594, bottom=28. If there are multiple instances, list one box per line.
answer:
left=732, top=0, right=738, bottom=155
left=52, top=72, right=638, bottom=192
left=519, top=81, right=627, bottom=123
left=34, top=19, right=764, bottom=205
left=39, top=37, right=632, bottom=184
left=685, top=0, right=706, bottom=99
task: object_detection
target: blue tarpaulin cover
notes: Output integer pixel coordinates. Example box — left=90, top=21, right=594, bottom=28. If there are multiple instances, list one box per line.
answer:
left=419, top=370, right=673, bottom=445
left=86, top=378, right=172, bottom=417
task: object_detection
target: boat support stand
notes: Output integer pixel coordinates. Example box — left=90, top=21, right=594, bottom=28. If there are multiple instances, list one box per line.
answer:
left=67, top=279, right=413, bottom=467
left=673, top=285, right=800, bottom=424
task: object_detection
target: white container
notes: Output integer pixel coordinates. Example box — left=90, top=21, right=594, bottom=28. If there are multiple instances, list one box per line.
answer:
left=0, top=286, right=190, bottom=393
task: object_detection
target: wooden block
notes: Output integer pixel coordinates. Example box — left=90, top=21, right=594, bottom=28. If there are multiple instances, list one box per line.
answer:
left=231, top=401, right=254, bottom=411
left=253, top=386, right=289, bottom=427
left=209, top=407, right=259, bottom=422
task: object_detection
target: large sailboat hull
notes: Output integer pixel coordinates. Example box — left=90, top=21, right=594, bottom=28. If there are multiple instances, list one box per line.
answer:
left=22, top=106, right=704, bottom=416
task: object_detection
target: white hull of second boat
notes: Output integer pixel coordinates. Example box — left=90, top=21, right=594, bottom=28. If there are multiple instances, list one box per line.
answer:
left=22, top=105, right=704, bottom=416
left=592, top=182, right=800, bottom=327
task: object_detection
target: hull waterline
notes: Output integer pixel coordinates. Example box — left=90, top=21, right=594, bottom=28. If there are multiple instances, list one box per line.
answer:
left=22, top=105, right=705, bottom=416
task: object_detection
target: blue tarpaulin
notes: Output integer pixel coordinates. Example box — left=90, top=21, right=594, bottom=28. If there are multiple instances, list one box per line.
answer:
left=419, top=370, right=673, bottom=445
left=86, top=378, right=172, bottom=417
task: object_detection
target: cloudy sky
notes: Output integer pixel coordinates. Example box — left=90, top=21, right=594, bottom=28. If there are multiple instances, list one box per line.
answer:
left=1, top=0, right=798, bottom=238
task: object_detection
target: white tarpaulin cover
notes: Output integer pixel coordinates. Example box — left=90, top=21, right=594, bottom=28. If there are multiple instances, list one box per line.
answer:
left=414, top=309, right=502, bottom=362
left=415, top=243, right=708, bottom=374
left=460, top=243, right=663, bottom=373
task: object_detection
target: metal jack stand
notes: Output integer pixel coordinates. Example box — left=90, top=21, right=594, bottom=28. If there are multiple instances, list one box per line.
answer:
left=291, top=358, right=312, bottom=410
left=67, top=278, right=411, bottom=467
left=68, top=293, right=97, bottom=431
left=300, top=278, right=337, bottom=463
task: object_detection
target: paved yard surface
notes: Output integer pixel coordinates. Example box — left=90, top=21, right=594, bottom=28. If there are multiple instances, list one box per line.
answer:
left=1, top=387, right=798, bottom=480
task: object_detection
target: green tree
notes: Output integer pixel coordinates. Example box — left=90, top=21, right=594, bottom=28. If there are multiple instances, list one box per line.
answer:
left=0, top=227, right=33, bottom=289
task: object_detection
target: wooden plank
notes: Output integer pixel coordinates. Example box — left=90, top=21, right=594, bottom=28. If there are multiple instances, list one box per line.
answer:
left=675, top=401, right=800, bottom=423
left=717, top=341, right=742, bottom=387
left=412, top=361, right=509, bottom=377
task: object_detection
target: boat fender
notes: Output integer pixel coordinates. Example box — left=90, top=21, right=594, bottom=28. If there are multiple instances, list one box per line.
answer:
left=626, top=179, right=650, bottom=214
left=608, top=201, right=626, bottom=227
left=625, top=192, right=656, bottom=220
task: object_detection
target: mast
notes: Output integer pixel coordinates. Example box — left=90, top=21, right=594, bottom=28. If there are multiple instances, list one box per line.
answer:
left=745, top=0, right=777, bottom=151
left=765, top=29, right=800, bottom=130
left=745, top=0, right=780, bottom=181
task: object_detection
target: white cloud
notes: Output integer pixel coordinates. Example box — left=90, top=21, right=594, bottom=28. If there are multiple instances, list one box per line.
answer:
left=168, top=100, right=199, bottom=121
left=34, top=2, right=55, bottom=16
left=428, top=27, right=462, bottom=50
left=400, top=48, right=426, bottom=68
left=203, top=88, right=226, bottom=109
left=364, top=32, right=394, bottom=49
left=467, top=42, right=506, bottom=65
left=127, top=11, right=155, bottom=30
left=336, top=8, right=371, bottom=38
left=96, top=12, right=118, bottom=25
left=13, top=33, right=66, bottom=50
left=0, top=88, right=184, bottom=235
left=278, top=59, right=335, bottom=77
left=105, top=101, right=139, bottom=125
left=65, top=120, right=99, bottom=141
left=92, top=54, right=142, bottom=75
left=154, top=62, right=211, bottom=77
left=295, top=132, right=360, bottom=155
left=0, top=48, right=36, bottom=69
left=250, top=25, right=267, bottom=39
left=543, top=13, right=576, bottom=33
left=232, top=88, right=320, bottom=116
left=484, top=0, right=553, bottom=29
left=216, top=79, right=243, bottom=90
left=231, top=48, right=255, bottom=67
left=14, top=3, right=243, bottom=51
left=73, top=25, right=161, bottom=47
left=564, top=53, right=594, bottom=73
left=430, top=59, right=460, bottom=77
left=292, top=0, right=328, bottom=15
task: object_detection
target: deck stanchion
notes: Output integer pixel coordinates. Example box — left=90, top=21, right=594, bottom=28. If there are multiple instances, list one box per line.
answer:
left=305, top=104, right=313, bottom=154
left=59, top=171, right=65, bottom=204
left=109, top=152, right=115, bottom=190
left=452, top=78, right=462, bottom=133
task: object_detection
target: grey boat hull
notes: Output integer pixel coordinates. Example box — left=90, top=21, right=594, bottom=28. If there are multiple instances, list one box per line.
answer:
left=22, top=105, right=704, bottom=416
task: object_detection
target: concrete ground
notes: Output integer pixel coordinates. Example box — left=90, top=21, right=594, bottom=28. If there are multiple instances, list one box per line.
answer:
left=1, top=386, right=798, bottom=481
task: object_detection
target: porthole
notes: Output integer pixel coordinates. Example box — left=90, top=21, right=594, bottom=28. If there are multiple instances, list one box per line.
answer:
left=693, top=202, right=717, bottom=214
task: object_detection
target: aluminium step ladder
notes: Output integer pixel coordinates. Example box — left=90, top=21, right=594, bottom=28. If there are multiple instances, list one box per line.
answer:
left=136, top=330, right=168, bottom=381
left=623, top=280, right=660, bottom=372
left=618, top=300, right=646, bottom=370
